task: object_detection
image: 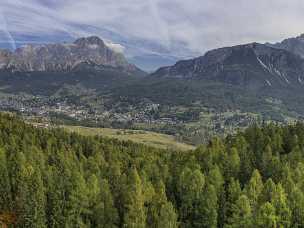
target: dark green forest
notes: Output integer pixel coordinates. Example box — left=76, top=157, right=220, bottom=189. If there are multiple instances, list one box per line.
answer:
left=1, top=113, right=304, bottom=227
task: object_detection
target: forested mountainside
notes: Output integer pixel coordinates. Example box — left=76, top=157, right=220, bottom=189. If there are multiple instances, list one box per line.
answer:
left=1, top=113, right=304, bottom=227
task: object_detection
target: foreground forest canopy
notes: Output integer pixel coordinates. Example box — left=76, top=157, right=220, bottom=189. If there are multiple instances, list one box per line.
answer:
left=1, top=114, right=304, bottom=227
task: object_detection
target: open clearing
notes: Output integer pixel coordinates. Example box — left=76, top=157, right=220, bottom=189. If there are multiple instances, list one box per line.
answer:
left=63, top=125, right=195, bottom=151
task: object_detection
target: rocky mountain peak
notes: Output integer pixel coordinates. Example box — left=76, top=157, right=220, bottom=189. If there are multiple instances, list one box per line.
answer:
left=74, top=36, right=106, bottom=47
left=298, top=34, right=304, bottom=39
left=268, top=33, right=304, bottom=58
left=0, top=36, right=144, bottom=75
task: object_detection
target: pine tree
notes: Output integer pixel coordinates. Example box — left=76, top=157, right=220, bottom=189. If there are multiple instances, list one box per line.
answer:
left=224, top=178, right=242, bottom=225
left=157, top=202, right=178, bottom=228
left=261, top=145, right=272, bottom=178
left=92, top=178, right=119, bottom=228
left=18, top=163, right=47, bottom=228
left=256, top=202, right=278, bottom=228
left=147, top=181, right=178, bottom=228
left=0, top=148, right=12, bottom=212
left=208, top=165, right=224, bottom=196
left=225, top=147, right=240, bottom=179
left=66, top=166, right=89, bottom=227
left=123, top=168, right=146, bottom=228
left=245, top=169, right=263, bottom=212
left=207, top=165, right=224, bottom=227
left=177, top=167, right=205, bottom=227
left=234, top=136, right=253, bottom=184
left=227, top=195, right=252, bottom=228
left=294, top=162, right=304, bottom=190
left=198, top=184, right=218, bottom=228
left=280, top=165, right=295, bottom=196
left=271, top=183, right=291, bottom=228
left=258, top=178, right=276, bottom=206
left=45, top=166, right=66, bottom=228
left=289, top=187, right=304, bottom=227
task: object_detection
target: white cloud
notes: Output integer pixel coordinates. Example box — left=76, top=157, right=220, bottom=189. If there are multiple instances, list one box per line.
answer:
left=1, top=0, right=304, bottom=55
left=104, top=41, right=125, bottom=53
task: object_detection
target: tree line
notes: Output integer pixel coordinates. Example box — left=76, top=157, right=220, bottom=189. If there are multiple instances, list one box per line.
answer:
left=0, top=113, right=304, bottom=227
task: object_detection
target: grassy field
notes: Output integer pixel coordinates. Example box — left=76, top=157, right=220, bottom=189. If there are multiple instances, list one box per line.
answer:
left=63, top=125, right=195, bottom=151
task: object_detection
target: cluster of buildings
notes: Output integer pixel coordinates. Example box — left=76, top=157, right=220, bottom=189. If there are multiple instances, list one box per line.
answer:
left=0, top=95, right=180, bottom=126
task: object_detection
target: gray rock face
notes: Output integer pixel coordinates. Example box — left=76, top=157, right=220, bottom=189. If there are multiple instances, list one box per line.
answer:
left=269, top=34, right=304, bottom=58
left=153, top=43, right=304, bottom=90
left=0, top=36, right=142, bottom=74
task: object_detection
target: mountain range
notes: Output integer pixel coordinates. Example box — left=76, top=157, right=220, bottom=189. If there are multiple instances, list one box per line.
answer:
left=2, top=34, right=304, bottom=93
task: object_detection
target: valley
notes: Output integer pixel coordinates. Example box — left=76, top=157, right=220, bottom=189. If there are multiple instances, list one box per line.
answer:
left=1, top=35, right=304, bottom=147
left=1, top=86, right=295, bottom=145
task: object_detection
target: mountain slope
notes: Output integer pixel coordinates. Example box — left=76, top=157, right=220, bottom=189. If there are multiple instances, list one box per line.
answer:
left=153, top=43, right=304, bottom=91
left=0, top=36, right=144, bottom=75
left=0, top=65, right=142, bottom=96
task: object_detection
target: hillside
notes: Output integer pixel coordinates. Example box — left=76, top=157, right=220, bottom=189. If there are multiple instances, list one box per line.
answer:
left=1, top=114, right=304, bottom=227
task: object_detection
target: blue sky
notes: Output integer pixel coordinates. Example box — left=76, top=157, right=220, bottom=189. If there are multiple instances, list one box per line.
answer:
left=1, top=0, right=304, bottom=55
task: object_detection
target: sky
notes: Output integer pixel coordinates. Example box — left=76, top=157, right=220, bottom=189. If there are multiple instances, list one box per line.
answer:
left=1, top=0, right=304, bottom=56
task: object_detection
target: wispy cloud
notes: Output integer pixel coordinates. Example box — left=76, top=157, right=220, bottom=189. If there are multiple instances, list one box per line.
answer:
left=0, top=9, right=16, bottom=49
left=1, top=0, right=304, bottom=55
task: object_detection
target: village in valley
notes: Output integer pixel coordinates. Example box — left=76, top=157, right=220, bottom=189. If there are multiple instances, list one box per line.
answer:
left=0, top=92, right=261, bottom=144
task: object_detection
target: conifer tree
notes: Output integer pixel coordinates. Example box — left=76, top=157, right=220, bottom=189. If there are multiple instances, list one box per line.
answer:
left=177, top=167, right=205, bottom=227
left=18, top=164, right=47, bottom=228
left=271, top=183, right=291, bottom=228
left=92, top=178, right=119, bottom=228
left=0, top=148, right=12, bottom=212
left=45, top=166, right=66, bottom=228
left=147, top=181, right=178, bottom=228
left=261, top=144, right=272, bottom=178
left=289, top=187, right=304, bottom=227
left=123, top=168, right=146, bottom=228
left=224, top=178, right=242, bottom=225
left=227, top=195, right=252, bottom=228
left=225, top=147, right=240, bottom=179
left=245, top=169, right=263, bottom=212
left=256, top=202, right=278, bottom=228
left=258, top=178, right=276, bottom=205
left=66, top=166, right=89, bottom=227
left=198, top=184, right=218, bottom=228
